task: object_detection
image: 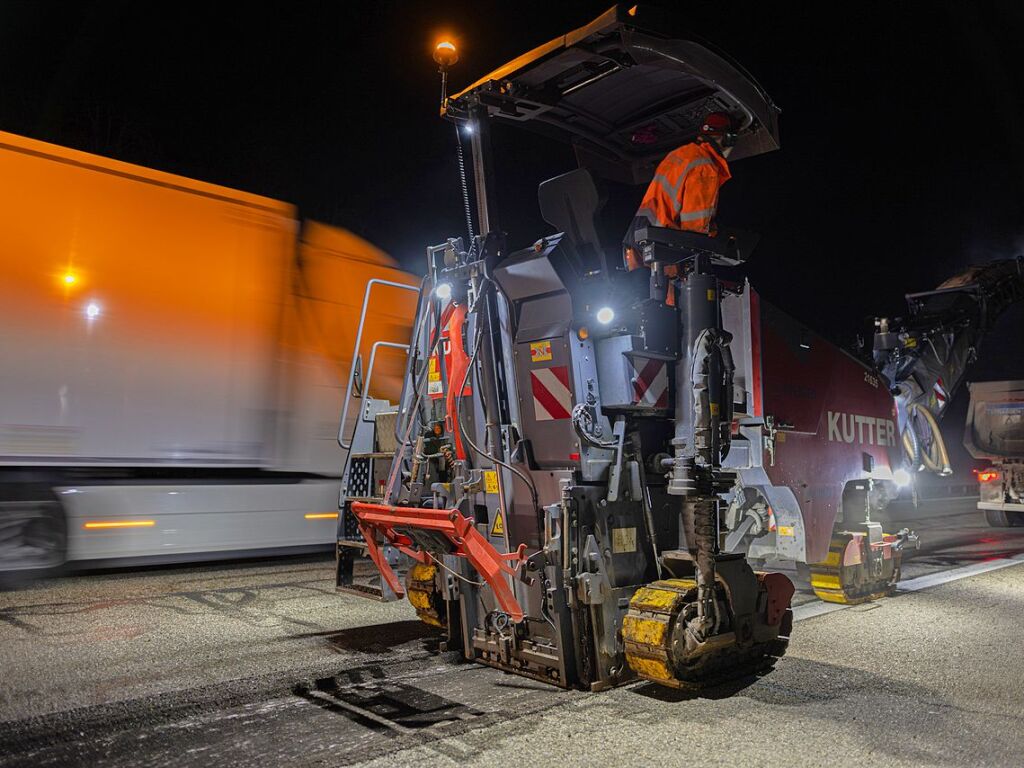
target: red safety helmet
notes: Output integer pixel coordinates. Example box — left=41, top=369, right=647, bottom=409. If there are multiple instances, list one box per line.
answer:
left=699, top=111, right=735, bottom=136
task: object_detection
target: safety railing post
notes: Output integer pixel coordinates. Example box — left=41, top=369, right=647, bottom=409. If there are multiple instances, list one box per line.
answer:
left=337, top=279, right=419, bottom=449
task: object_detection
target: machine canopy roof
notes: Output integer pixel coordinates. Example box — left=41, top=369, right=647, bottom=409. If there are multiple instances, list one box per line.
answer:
left=445, top=4, right=780, bottom=184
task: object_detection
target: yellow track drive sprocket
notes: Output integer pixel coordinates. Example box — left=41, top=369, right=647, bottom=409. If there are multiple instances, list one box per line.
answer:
left=622, top=579, right=697, bottom=685
left=809, top=533, right=900, bottom=605
left=622, top=578, right=792, bottom=690
left=405, top=562, right=446, bottom=628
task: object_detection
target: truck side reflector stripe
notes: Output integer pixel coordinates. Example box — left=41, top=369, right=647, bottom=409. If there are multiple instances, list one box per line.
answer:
left=83, top=520, right=155, bottom=529
left=304, top=512, right=338, bottom=520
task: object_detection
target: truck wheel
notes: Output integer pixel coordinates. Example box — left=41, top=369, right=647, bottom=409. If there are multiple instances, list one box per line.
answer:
left=984, top=509, right=1011, bottom=528
left=0, top=485, right=67, bottom=587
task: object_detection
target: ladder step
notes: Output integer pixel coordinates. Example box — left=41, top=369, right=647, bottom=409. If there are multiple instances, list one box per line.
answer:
left=660, top=549, right=694, bottom=563
left=337, top=539, right=369, bottom=553
left=336, top=540, right=404, bottom=603
left=336, top=583, right=394, bottom=601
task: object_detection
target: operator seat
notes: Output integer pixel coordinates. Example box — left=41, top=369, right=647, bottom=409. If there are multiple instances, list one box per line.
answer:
left=537, top=168, right=616, bottom=279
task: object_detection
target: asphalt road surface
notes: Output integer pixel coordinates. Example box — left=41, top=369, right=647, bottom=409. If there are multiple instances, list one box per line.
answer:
left=1, top=505, right=1023, bottom=767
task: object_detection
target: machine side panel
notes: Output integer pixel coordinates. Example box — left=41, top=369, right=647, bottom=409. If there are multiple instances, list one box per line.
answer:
left=512, top=294, right=577, bottom=470
left=721, top=287, right=755, bottom=416
left=759, top=300, right=900, bottom=563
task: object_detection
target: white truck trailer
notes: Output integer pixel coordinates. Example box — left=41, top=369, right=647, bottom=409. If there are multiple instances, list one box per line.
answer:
left=0, top=130, right=416, bottom=575
left=964, top=380, right=1024, bottom=527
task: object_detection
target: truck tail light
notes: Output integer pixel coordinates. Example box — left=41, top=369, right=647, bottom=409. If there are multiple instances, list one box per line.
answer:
left=976, top=469, right=1000, bottom=483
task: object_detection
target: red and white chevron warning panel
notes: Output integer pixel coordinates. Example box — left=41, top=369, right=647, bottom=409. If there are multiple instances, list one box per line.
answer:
left=531, top=366, right=572, bottom=421
left=933, top=376, right=948, bottom=410
left=632, top=358, right=669, bottom=408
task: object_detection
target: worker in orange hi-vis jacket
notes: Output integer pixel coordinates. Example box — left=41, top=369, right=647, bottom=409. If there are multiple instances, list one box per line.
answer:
left=623, top=111, right=736, bottom=277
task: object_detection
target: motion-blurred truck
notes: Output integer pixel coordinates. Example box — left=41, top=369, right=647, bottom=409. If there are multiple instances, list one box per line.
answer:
left=965, top=380, right=1024, bottom=527
left=0, top=130, right=416, bottom=577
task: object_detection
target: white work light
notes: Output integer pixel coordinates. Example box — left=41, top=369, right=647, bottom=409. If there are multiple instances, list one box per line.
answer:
left=595, top=306, right=615, bottom=325
left=893, top=468, right=911, bottom=488
left=435, top=282, right=453, bottom=301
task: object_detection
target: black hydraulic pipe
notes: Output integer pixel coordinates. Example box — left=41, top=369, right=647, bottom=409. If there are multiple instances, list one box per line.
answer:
left=669, top=254, right=724, bottom=635
left=469, top=102, right=500, bottom=238
left=466, top=102, right=516, bottom=526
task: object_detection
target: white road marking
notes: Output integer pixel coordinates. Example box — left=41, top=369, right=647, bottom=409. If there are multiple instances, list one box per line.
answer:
left=793, top=601, right=848, bottom=621
left=793, top=551, right=1024, bottom=622
left=895, top=551, right=1024, bottom=592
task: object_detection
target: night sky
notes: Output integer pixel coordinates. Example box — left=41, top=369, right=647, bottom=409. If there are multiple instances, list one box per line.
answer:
left=3, top=1, right=1022, bottom=389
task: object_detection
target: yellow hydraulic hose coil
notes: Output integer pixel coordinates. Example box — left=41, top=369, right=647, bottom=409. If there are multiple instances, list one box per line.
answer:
left=903, top=402, right=952, bottom=476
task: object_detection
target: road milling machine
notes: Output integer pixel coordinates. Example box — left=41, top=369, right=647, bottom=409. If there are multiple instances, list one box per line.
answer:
left=333, top=5, right=1024, bottom=691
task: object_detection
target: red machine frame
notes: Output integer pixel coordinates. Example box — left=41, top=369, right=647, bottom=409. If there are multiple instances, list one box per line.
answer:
left=350, top=501, right=528, bottom=621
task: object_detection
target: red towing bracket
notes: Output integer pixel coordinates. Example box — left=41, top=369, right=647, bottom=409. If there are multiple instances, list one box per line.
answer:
left=350, top=501, right=528, bottom=622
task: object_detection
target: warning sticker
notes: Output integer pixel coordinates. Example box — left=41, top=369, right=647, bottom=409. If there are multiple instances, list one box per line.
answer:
left=631, top=358, right=669, bottom=409
left=530, top=366, right=572, bottom=421
left=777, top=525, right=795, bottom=538
left=490, top=511, right=505, bottom=537
left=427, top=355, right=442, bottom=396
left=483, top=470, right=499, bottom=494
left=427, top=336, right=472, bottom=401
left=530, top=340, right=553, bottom=363
left=611, top=527, right=637, bottom=553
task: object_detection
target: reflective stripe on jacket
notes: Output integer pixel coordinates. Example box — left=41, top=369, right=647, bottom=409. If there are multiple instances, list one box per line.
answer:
left=635, top=141, right=731, bottom=236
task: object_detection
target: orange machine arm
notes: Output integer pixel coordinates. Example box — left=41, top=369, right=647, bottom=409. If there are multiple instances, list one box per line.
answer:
left=350, top=501, right=526, bottom=621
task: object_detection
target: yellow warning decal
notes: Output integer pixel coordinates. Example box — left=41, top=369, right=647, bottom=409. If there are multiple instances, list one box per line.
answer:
left=612, top=527, right=637, bottom=553
left=709, top=402, right=720, bottom=416
left=778, top=525, right=795, bottom=537
left=530, top=340, right=553, bottom=363
left=707, top=288, right=716, bottom=301
left=483, top=470, right=499, bottom=494
left=490, top=511, right=505, bottom=536
left=427, top=355, right=442, bottom=396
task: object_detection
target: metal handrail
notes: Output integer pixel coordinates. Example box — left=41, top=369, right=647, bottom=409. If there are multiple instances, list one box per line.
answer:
left=337, top=278, right=419, bottom=449
left=356, top=341, right=410, bottom=425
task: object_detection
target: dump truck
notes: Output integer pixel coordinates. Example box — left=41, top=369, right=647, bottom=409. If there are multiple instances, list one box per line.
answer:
left=0, top=130, right=416, bottom=576
left=965, top=380, right=1024, bottom=527
left=331, top=4, right=1023, bottom=692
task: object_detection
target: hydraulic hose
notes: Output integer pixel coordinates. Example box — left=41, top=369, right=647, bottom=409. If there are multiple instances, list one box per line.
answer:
left=454, top=283, right=541, bottom=520
left=908, top=403, right=952, bottom=476
left=571, top=402, right=617, bottom=450
left=688, top=327, right=734, bottom=468
left=902, top=422, right=921, bottom=467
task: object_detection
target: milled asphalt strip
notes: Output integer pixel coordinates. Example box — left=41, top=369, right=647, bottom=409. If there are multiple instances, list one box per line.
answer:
left=793, top=551, right=1024, bottom=622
